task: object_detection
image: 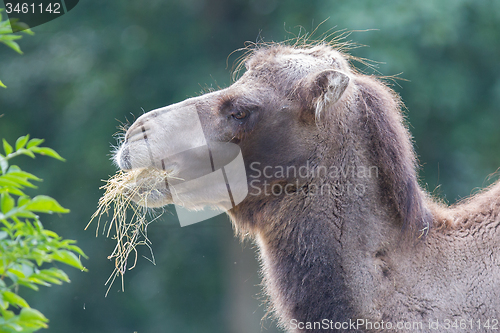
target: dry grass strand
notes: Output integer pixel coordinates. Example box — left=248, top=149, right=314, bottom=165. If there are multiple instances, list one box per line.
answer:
left=87, top=168, right=177, bottom=296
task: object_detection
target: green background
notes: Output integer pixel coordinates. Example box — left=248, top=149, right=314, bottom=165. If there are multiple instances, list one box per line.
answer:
left=1, top=0, right=499, bottom=332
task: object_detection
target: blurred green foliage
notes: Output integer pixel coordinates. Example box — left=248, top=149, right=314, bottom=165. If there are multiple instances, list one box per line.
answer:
left=0, top=0, right=498, bottom=332
left=0, top=136, right=86, bottom=333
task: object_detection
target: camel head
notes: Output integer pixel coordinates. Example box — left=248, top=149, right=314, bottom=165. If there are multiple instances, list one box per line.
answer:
left=114, top=46, right=352, bottom=209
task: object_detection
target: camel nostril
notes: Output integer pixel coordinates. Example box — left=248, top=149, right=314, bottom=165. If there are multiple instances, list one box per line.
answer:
left=125, top=123, right=148, bottom=143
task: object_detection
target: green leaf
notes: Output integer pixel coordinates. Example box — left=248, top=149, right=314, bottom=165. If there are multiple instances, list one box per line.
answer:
left=29, top=147, right=65, bottom=161
left=19, top=307, right=48, bottom=327
left=21, top=28, right=34, bottom=36
left=26, top=277, right=51, bottom=287
left=52, top=250, right=84, bottom=270
left=2, top=139, right=12, bottom=156
left=32, top=272, right=63, bottom=285
left=17, top=280, right=40, bottom=291
left=7, top=168, right=42, bottom=181
left=40, top=268, right=70, bottom=283
left=7, top=268, right=26, bottom=279
left=24, top=195, right=70, bottom=214
left=0, top=193, right=14, bottom=214
left=0, top=34, right=23, bottom=41
left=66, top=245, right=88, bottom=258
left=6, top=187, right=26, bottom=196
left=26, top=138, right=44, bottom=149
left=41, top=229, right=59, bottom=238
left=0, top=38, right=23, bottom=54
left=2, top=291, right=30, bottom=308
left=1, top=174, right=37, bottom=188
left=12, top=210, right=37, bottom=219
left=15, top=135, right=29, bottom=151
left=0, top=78, right=6, bottom=88
left=0, top=177, right=23, bottom=188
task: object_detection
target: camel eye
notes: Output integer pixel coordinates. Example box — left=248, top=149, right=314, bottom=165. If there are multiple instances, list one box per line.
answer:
left=232, top=110, right=248, bottom=120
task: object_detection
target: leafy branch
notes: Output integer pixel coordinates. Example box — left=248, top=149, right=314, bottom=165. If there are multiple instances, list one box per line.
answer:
left=0, top=135, right=86, bottom=333
left=0, top=8, right=33, bottom=88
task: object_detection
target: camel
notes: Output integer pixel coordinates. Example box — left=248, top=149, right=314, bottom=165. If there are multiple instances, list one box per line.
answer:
left=114, top=42, right=500, bottom=332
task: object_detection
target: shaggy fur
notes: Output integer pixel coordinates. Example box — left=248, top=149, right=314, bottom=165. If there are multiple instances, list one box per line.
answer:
left=116, top=42, right=500, bottom=333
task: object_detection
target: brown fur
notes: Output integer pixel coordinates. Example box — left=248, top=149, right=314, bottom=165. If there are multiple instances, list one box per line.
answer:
left=117, top=42, right=500, bottom=332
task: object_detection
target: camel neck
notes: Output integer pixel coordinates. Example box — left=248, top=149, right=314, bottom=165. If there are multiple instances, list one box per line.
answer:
left=255, top=210, right=356, bottom=331
left=230, top=161, right=408, bottom=331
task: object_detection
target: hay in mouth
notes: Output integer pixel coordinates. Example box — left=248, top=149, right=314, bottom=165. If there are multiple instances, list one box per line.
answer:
left=86, top=168, right=177, bottom=295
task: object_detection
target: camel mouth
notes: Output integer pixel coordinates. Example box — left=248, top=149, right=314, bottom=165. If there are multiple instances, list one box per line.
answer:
left=113, top=142, right=178, bottom=207
left=119, top=168, right=175, bottom=208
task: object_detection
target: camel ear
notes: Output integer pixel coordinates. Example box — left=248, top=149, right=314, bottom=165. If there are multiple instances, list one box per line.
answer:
left=313, top=69, right=350, bottom=106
